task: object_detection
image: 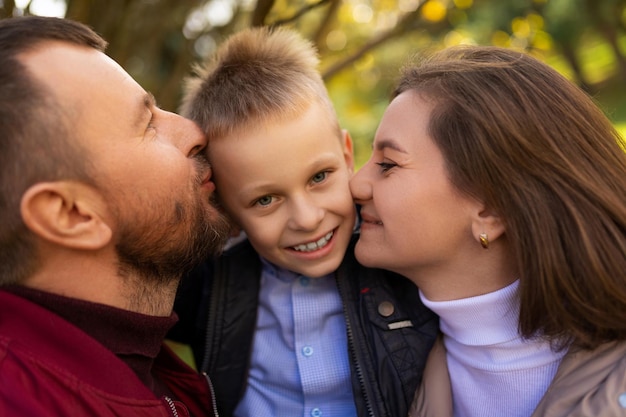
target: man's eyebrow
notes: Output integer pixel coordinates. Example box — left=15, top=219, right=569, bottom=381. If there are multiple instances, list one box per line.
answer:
left=135, top=92, right=157, bottom=128
left=144, top=92, right=157, bottom=108
left=374, top=138, right=407, bottom=153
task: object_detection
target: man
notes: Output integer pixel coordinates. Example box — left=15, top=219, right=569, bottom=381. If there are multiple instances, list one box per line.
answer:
left=0, top=16, right=230, bottom=416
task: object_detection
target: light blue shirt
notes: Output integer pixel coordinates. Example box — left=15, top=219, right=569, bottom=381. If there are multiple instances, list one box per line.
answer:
left=233, top=258, right=357, bottom=417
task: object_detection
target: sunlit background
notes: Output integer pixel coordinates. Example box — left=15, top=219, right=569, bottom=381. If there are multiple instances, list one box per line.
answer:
left=3, top=0, right=625, bottom=166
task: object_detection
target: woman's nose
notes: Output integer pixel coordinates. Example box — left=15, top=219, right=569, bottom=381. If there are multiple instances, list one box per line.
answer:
left=349, top=165, right=372, bottom=203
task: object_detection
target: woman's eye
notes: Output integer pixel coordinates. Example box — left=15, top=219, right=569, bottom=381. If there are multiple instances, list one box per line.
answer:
left=376, top=162, right=396, bottom=173
left=256, top=195, right=273, bottom=206
left=311, top=171, right=328, bottom=183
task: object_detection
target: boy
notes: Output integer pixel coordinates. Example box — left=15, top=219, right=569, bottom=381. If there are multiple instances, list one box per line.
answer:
left=168, top=27, right=438, bottom=417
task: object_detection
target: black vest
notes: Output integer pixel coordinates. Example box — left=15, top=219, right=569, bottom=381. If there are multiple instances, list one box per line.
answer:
left=169, top=235, right=438, bottom=417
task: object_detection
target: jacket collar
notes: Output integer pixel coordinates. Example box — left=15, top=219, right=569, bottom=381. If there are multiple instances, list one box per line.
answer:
left=0, top=290, right=157, bottom=399
left=410, top=335, right=626, bottom=417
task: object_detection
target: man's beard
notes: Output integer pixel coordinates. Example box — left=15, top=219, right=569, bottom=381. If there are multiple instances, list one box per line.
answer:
left=112, top=157, right=231, bottom=287
left=115, top=193, right=231, bottom=286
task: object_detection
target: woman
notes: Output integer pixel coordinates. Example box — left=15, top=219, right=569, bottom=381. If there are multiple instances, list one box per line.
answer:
left=350, top=45, right=626, bottom=417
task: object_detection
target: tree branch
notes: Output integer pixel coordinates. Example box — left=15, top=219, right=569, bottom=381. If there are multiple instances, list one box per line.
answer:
left=270, top=0, right=332, bottom=27
left=322, top=3, right=429, bottom=80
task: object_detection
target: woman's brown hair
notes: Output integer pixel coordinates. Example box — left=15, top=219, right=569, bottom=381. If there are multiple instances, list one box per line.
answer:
left=395, top=46, right=626, bottom=350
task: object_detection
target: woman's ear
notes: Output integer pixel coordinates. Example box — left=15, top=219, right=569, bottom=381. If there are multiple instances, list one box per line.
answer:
left=20, top=181, right=112, bottom=250
left=471, top=205, right=506, bottom=248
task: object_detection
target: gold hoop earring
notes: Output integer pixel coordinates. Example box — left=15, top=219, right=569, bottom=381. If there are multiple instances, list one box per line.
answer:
left=479, top=233, right=489, bottom=249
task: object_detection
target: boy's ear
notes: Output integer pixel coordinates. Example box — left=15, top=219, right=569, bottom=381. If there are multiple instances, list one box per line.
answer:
left=470, top=204, right=506, bottom=245
left=20, top=181, right=113, bottom=250
left=341, top=129, right=355, bottom=173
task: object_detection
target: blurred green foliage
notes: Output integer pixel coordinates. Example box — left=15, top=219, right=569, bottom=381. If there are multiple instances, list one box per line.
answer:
left=2, top=0, right=625, bottom=166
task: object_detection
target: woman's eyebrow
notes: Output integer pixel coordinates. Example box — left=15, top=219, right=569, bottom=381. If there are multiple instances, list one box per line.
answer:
left=374, top=138, right=408, bottom=153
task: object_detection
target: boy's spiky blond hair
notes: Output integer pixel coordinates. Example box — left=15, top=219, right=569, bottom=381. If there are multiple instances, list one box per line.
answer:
left=180, top=26, right=339, bottom=139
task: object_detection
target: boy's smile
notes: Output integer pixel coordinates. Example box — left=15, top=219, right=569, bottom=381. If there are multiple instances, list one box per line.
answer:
left=209, top=101, right=356, bottom=278
left=291, top=230, right=334, bottom=253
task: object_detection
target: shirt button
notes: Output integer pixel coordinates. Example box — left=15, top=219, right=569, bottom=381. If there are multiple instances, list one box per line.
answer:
left=378, top=301, right=395, bottom=317
left=300, top=276, right=310, bottom=286
left=310, top=408, right=322, bottom=417
left=618, top=392, right=626, bottom=408
left=302, top=346, right=314, bottom=357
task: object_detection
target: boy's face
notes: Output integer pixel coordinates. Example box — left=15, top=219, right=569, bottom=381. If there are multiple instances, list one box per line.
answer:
left=210, top=101, right=356, bottom=278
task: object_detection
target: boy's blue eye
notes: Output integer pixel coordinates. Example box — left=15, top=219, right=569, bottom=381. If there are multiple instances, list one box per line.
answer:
left=256, top=195, right=273, bottom=206
left=312, top=171, right=328, bottom=183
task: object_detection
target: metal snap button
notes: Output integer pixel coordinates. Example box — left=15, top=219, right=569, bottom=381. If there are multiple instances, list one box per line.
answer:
left=378, top=301, right=394, bottom=317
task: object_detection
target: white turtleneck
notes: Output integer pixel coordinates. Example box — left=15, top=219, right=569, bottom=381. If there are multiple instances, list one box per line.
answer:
left=420, top=280, right=566, bottom=417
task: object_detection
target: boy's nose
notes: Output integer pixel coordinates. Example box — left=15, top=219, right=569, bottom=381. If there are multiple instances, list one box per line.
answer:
left=287, top=197, right=324, bottom=231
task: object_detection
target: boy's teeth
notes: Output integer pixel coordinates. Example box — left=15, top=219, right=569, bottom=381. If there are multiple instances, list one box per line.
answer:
left=293, top=231, right=333, bottom=252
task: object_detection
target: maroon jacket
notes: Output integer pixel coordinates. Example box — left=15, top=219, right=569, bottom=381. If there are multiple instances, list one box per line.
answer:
left=0, top=290, right=217, bottom=417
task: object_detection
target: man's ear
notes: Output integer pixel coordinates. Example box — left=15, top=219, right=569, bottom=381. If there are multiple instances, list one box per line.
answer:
left=20, top=181, right=112, bottom=250
left=341, top=129, right=355, bottom=173
left=471, top=204, right=506, bottom=245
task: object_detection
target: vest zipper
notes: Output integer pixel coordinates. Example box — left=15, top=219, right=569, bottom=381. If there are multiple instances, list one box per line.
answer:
left=201, top=262, right=226, bottom=373
left=203, top=372, right=221, bottom=417
left=336, top=275, right=376, bottom=417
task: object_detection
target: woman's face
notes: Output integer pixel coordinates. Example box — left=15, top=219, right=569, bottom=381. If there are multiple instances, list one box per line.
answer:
left=350, top=91, right=484, bottom=288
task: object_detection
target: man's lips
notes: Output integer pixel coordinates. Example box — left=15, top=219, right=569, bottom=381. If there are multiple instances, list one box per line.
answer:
left=201, top=168, right=211, bottom=183
left=201, top=168, right=215, bottom=192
